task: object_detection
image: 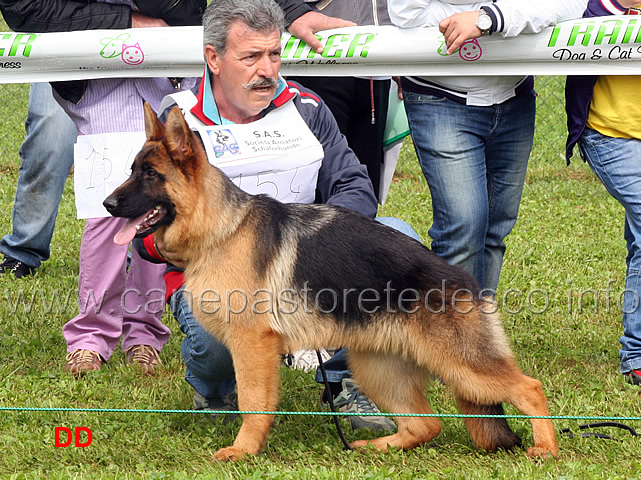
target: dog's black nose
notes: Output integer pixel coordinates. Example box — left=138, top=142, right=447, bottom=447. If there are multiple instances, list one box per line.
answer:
left=103, top=196, right=118, bottom=213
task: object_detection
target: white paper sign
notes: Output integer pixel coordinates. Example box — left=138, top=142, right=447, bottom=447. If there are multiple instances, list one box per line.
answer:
left=74, top=132, right=145, bottom=219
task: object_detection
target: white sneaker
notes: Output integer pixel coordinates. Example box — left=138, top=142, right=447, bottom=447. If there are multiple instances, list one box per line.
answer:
left=284, top=349, right=331, bottom=372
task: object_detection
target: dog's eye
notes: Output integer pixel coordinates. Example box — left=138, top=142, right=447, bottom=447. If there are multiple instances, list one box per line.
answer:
left=144, top=168, right=158, bottom=179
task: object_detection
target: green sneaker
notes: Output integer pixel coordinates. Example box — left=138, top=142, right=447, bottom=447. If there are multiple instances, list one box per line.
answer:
left=193, top=390, right=239, bottom=423
left=324, top=378, right=396, bottom=432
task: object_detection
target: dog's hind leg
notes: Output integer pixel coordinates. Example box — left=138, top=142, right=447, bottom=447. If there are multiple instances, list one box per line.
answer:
left=346, top=351, right=441, bottom=451
left=455, top=397, right=522, bottom=453
left=428, top=307, right=558, bottom=459
left=212, top=328, right=283, bottom=462
left=450, top=364, right=558, bottom=459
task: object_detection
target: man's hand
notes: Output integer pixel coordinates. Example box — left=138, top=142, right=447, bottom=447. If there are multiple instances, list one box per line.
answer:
left=439, top=11, right=482, bottom=55
left=154, top=235, right=187, bottom=269
left=287, top=11, right=355, bottom=54
left=131, top=12, right=169, bottom=28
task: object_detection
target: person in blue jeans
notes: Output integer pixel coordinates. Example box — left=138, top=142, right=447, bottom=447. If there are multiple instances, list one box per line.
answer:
left=403, top=93, right=535, bottom=292
left=0, top=82, right=77, bottom=278
left=388, top=0, right=585, bottom=293
left=565, top=0, right=641, bottom=385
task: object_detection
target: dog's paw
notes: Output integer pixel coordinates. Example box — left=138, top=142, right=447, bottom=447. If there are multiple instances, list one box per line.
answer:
left=212, top=446, right=250, bottom=462
left=526, top=445, right=558, bottom=459
left=349, top=439, right=369, bottom=449
left=349, top=439, right=389, bottom=451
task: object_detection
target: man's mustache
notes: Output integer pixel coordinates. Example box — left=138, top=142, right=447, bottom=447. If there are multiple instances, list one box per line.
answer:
left=243, top=77, right=278, bottom=90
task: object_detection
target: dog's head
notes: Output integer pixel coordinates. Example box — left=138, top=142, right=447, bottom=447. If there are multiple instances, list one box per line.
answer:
left=104, top=102, right=206, bottom=245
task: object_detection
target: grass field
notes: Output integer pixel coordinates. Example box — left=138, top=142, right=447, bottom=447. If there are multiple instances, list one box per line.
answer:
left=0, top=78, right=640, bottom=479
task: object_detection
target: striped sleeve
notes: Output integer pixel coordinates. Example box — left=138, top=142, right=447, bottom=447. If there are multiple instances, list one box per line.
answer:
left=585, top=0, right=627, bottom=17
left=481, top=4, right=504, bottom=34
left=485, top=0, right=591, bottom=37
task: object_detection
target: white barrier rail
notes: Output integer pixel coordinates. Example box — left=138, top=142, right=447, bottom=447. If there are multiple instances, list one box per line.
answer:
left=0, top=16, right=639, bottom=83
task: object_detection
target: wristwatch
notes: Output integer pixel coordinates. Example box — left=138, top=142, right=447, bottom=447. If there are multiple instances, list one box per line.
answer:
left=475, top=8, right=493, bottom=36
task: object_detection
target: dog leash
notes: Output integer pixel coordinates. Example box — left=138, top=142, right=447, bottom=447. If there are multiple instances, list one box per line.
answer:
left=560, top=421, right=639, bottom=440
left=316, top=350, right=353, bottom=451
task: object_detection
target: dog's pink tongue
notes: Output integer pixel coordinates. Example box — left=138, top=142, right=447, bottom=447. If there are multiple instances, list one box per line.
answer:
left=113, top=212, right=149, bottom=246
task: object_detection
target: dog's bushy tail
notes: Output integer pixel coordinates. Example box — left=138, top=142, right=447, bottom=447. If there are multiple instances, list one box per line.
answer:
left=456, top=399, right=522, bottom=452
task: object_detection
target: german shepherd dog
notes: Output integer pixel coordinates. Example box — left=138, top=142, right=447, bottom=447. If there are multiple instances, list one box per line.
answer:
left=103, top=103, right=558, bottom=461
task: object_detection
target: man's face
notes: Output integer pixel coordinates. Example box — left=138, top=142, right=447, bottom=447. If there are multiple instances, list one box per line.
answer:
left=206, top=22, right=282, bottom=124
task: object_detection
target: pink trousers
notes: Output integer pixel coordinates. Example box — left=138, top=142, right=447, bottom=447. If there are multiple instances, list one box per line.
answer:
left=63, top=217, right=170, bottom=360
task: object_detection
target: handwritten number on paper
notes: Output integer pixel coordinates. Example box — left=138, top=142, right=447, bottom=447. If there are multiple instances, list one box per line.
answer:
left=256, top=171, right=279, bottom=199
left=289, top=167, right=302, bottom=201
left=85, top=148, right=112, bottom=190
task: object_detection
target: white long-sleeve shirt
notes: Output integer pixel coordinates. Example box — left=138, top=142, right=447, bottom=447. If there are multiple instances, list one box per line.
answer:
left=388, top=0, right=587, bottom=105
left=389, top=0, right=587, bottom=36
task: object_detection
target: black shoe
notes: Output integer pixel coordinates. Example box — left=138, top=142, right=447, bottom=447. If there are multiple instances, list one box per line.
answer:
left=193, top=391, right=239, bottom=423
left=0, top=256, right=36, bottom=278
left=625, top=370, right=641, bottom=386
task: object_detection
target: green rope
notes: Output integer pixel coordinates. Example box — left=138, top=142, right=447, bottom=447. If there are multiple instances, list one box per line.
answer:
left=0, top=406, right=639, bottom=421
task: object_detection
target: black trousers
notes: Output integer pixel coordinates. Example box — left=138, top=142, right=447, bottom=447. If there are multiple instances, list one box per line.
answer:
left=287, top=76, right=391, bottom=201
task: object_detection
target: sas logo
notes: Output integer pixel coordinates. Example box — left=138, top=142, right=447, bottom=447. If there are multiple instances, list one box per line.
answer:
left=208, top=129, right=241, bottom=158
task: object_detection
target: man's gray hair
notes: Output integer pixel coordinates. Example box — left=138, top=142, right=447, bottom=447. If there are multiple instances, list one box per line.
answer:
left=203, top=0, right=285, bottom=56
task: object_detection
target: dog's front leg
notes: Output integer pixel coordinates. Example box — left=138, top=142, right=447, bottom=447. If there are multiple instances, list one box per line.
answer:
left=212, top=328, right=283, bottom=462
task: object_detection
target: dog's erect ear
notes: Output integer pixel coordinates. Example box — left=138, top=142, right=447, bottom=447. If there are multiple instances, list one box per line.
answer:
left=164, top=106, right=195, bottom=160
left=144, top=102, right=165, bottom=141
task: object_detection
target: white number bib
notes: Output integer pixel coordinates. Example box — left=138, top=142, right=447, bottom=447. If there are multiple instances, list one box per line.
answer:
left=195, top=99, right=323, bottom=204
